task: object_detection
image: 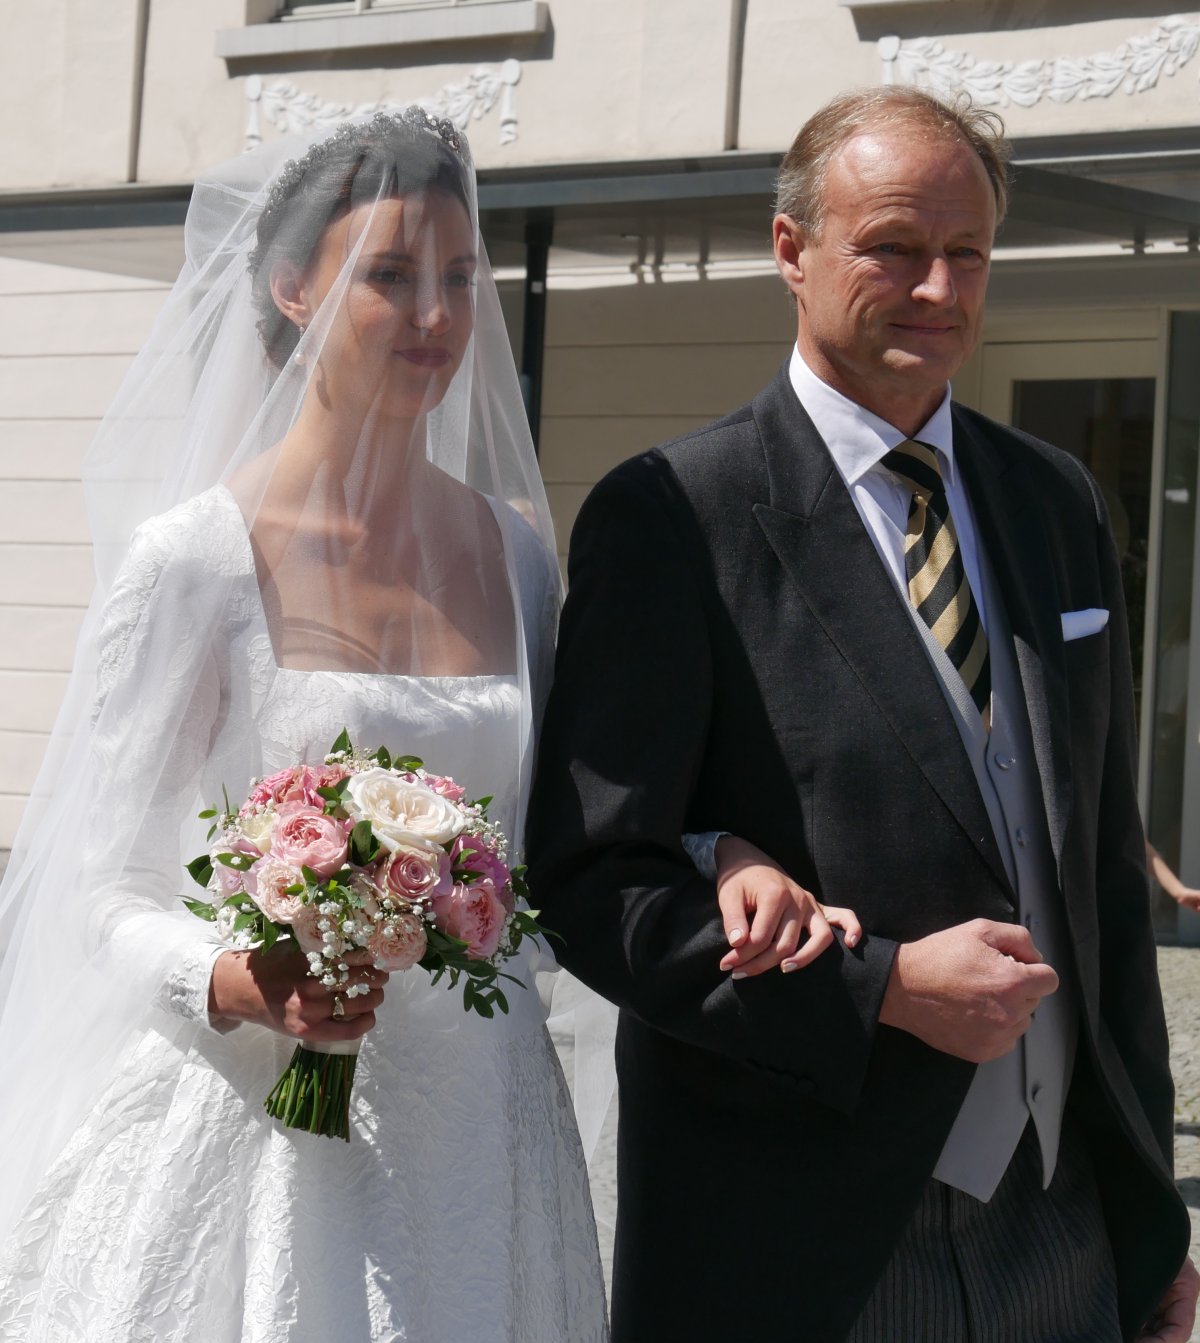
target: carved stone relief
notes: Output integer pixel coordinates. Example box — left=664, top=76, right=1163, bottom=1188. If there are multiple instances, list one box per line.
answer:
left=244, top=58, right=522, bottom=149
left=878, top=15, right=1200, bottom=107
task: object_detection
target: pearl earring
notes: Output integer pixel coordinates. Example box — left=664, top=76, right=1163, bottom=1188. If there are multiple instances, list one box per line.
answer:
left=293, top=323, right=307, bottom=366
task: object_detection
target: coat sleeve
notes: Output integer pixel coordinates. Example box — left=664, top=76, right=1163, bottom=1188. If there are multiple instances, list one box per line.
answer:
left=525, top=456, right=897, bottom=1114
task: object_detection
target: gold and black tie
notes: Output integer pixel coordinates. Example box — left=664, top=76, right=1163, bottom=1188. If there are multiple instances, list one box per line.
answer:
left=881, top=439, right=991, bottom=722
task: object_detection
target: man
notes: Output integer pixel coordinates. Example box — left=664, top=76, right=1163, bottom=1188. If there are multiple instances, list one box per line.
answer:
left=526, top=88, right=1197, bottom=1341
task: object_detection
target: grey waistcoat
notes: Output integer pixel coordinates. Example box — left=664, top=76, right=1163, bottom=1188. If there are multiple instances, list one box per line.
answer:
left=901, top=537, right=1077, bottom=1203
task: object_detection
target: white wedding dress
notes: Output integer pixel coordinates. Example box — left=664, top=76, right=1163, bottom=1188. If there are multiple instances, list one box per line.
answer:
left=0, top=487, right=607, bottom=1343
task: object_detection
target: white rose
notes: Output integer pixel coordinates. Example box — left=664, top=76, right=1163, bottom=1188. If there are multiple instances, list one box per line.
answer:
left=239, top=810, right=276, bottom=855
left=344, top=768, right=466, bottom=854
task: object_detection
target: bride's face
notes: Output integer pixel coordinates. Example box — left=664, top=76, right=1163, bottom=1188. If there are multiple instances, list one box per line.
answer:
left=290, top=189, right=477, bottom=421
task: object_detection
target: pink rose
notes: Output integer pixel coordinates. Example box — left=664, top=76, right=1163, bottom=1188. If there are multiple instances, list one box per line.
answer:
left=376, top=846, right=453, bottom=902
left=430, top=880, right=508, bottom=960
left=270, top=805, right=349, bottom=878
left=424, top=774, right=467, bottom=803
left=450, top=834, right=512, bottom=911
left=368, top=912, right=428, bottom=971
left=252, top=858, right=307, bottom=925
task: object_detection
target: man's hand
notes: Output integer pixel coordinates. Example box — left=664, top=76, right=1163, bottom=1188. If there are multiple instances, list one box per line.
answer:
left=1137, top=1256, right=1200, bottom=1341
left=878, top=918, right=1059, bottom=1063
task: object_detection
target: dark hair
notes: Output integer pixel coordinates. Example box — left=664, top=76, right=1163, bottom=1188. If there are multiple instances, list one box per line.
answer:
left=775, top=86, right=1010, bottom=236
left=249, top=109, right=473, bottom=368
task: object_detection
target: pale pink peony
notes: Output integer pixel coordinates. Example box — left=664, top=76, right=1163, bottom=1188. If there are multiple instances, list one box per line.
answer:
left=376, top=845, right=453, bottom=902
left=430, top=879, right=508, bottom=960
left=368, top=912, right=428, bottom=971
left=423, top=774, right=467, bottom=803
left=270, top=804, right=349, bottom=878
left=244, top=763, right=347, bottom=813
left=252, top=858, right=307, bottom=925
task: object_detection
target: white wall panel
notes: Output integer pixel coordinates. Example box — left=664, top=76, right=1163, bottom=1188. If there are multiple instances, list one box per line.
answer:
left=0, top=483, right=89, bottom=545
left=0, top=672, right=73, bottom=732
left=0, top=546, right=93, bottom=607
left=0, top=731, right=49, bottom=795
left=0, top=607, right=86, bottom=673
left=0, top=355, right=133, bottom=421
left=0, top=421, right=99, bottom=480
left=0, top=290, right=166, bottom=357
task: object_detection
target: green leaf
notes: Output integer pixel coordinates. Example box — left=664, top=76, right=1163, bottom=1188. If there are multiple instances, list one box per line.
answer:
left=206, top=823, right=218, bottom=841
left=329, top=727, right=353, bottom=756
left=301, top=865, right=325, bottom=889
left=233, top=911, right=258, bottom=932
left=183, top=897, right=218, bottom=921
left=284, top=883, right=305, bottom=895
left=473, top=998, right=495, bottom=1019
left=394, top=755, right=424, bottom=772
left=260, top=919, right=279, bottom=952
left=492, top=988, right=510, bottom=1014
left=198, top=808, right=218, bottom=820
left=467, top=795, right=493, bottom=812
left=217, top=851, right=256, bottom=872
left=186, top=855, right=214, bottom=888
left=373, top=746, right=392, bottom=770
left=349, top=820, right=380, bottom=867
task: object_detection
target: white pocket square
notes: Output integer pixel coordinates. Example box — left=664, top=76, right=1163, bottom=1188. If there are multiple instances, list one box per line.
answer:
left=1061, top=608, right=1109, bottom=641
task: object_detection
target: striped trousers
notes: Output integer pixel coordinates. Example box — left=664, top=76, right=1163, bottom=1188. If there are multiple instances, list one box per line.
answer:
left=844, top=1117, right=1121, bottom=1342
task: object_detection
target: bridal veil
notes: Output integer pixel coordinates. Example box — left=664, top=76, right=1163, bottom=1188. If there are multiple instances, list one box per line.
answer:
left=0, top=109, right=612, bottom=1243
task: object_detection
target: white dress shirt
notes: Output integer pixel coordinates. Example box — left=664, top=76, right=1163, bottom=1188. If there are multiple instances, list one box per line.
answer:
left=788, top=346, right=988, bottom=637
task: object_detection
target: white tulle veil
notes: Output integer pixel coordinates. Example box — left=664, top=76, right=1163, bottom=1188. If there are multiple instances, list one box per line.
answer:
left=0, top=109, right=612, bottom=1242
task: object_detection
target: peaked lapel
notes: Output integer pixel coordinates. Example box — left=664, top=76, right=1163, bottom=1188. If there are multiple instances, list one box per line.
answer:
left=952, top=408, right=1073, bottom=867
left=749, top=368, right=1013, bottom=899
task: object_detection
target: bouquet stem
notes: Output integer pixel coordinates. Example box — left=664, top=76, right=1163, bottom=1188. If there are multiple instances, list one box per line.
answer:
left=264, top=1045, right=358, bottom=1141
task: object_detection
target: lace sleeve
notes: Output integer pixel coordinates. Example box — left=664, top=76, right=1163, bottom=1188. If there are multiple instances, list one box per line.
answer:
left=83, top=511, right=231, bottom=1028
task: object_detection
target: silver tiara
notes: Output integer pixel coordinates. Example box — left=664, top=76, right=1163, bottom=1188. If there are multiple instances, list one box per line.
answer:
left=256, top=107, right=467, bottom=234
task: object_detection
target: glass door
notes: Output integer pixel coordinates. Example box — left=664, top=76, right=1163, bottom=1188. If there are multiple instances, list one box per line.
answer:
left=978, top=337, right=1193, bottom=938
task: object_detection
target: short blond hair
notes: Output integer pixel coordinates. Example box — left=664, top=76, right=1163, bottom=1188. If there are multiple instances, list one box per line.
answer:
left=775, top=86, right=1011, bottom=235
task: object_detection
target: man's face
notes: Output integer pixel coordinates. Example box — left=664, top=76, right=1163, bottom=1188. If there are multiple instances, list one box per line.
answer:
left=774, top=126, right=996, bottom=429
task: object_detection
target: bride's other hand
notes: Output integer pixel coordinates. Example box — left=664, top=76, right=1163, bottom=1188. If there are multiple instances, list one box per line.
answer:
left=714, top=836, right=861, bottom=978
left=209, top=945, right=389, bottom=1042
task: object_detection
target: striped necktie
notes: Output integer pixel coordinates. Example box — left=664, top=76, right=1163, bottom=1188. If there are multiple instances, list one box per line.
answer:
left=881, top=439, right=991, bottom=723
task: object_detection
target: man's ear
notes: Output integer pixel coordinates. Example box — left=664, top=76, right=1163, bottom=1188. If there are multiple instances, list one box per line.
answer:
left=268, top=260, right=311, bottom=330
left=772, top=214, right=806, bottom=298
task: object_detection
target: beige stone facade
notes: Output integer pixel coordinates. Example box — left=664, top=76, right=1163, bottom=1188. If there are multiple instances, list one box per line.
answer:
left=3, top=1, right=1200, bottom=937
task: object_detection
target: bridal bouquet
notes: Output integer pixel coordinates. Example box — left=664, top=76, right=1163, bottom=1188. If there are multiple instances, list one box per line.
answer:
left=184, top=729, right=546, bottom=1140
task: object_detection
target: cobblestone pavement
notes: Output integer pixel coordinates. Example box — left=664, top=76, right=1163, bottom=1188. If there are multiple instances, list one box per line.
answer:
left=1158, top=947, right=1200, bottom=1340
left=556, top=948, right=1200, bottom=1334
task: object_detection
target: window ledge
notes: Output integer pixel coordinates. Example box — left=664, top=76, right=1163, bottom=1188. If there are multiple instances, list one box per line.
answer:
left=838, top=0, right=958, bottom=7
left=215, top=1, right=548, bottom=62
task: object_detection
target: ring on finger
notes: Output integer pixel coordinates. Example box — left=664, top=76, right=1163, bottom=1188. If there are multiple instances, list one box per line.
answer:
left=330, top=994, right=346, bottom=1020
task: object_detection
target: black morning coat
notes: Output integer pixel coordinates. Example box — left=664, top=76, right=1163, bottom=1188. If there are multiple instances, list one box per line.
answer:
left=526, top=364, right=1191, bottom=1343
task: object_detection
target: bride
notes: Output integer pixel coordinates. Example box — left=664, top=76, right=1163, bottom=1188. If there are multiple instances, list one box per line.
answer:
left=0, top=108, right=606, bottom=1342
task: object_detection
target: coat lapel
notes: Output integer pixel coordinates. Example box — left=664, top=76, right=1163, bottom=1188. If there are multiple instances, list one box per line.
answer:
left=952, top=409, right=1073, bottom=867
left=749, top=369, right=1013, bottom=898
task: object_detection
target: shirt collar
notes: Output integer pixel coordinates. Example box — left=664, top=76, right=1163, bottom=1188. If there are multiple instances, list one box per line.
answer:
left=787, top=346, right=955, bottom=487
